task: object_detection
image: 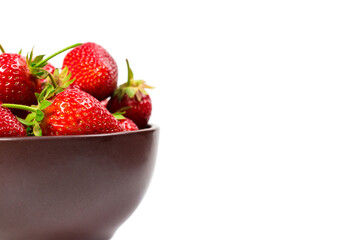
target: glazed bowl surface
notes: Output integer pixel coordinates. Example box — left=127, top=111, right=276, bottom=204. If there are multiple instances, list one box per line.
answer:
left=0, top=125, right=159, bottom=240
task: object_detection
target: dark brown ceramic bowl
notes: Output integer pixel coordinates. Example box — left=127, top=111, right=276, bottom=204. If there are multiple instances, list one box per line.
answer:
left=0, top=125, right=159, bottom=240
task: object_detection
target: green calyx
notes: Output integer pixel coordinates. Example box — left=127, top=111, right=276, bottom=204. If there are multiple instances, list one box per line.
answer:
left=43, top=67, right=75, bottom=90
left=112, top=106, right=131, bottom=120
left=112, top=112, right=126, bottom=120
left=114, top=59, right=154, bottom=102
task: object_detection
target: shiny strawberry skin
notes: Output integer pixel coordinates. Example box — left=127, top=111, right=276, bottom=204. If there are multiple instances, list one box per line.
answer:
left=62, top=42, right=118, bottom=101
left=0, top=53, right=39, bottom=105
left=118, top=118, right=139, bottom=131
left=107, top=93, right=152, bottom=129
left=0, top=101, right=27, bottom=137
left=41, top=88, right=123, bottom=136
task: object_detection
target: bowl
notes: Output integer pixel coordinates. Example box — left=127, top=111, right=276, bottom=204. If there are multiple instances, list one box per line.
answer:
left=0, top=125, right=159, bottom=240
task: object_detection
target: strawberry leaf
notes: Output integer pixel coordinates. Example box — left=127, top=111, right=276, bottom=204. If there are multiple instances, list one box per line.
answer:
left=33, top=123, right=42, bottom=136
left=29, top=47, right=34, bottom=63
left=16, top=117, right=36, bottom=126
left=32, top=68, right=48, bottom=79
left=135, top=91, right=143, bottom=102
left=26, top=126, right=32, bottom=136
left=139, top=88, right=148, bottom=95
left=62, top=77, right=75, bottom=89
left=43, top=85, right=55, bottom=99
left=53, top=68, right=59, bottom=76
left=46, top=67, right=75, bottom=93
left=39, top=100, right=52, bottom=110
left=25, top=112, right=36, bottom=122
left=32, top=55, right=45, bottom=64
left=37, top=85, right=51, bottom=103
left=113, top=112, right=126, bottom=120
left=125, top=87, right=136, bottom=98
left=119, top=106, right=131, bottom=112
left=36, top=61, right=48, bottom=68
left=35, top=110, right=44, bottom=122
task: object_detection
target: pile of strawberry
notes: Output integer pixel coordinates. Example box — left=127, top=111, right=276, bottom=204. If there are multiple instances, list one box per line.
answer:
left=0, top=42, right=153, bottom=137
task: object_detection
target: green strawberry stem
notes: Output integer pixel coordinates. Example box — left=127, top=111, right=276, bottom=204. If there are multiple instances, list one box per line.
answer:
left=34, top=43, right=82, bottom=68
left=47, top=72, right=58, bottom=88
left=1, top=103, right=37, bottom=112
left=0, top=44, right=5, bottom=54
left=126, top=59, right=134, bottom=86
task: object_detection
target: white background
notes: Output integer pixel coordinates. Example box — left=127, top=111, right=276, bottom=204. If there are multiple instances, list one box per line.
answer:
left=2, top=0, right=360, bottom=239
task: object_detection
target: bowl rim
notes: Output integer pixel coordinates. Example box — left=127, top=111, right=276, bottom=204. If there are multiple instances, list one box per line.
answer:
left=0, top=124, right=159, bottom=142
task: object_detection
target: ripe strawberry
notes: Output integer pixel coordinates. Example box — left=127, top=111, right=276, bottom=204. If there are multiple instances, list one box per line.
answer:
left=0, top=53, right=39, bottom=106
left=0, top=43, right=81, bottom=107
left=107, top=60, right=153, bottom=129
left=112, top=111, right=139, bottom=131
left=118, top=118, right=139, bottom=131
left=62, top=42, right=118, bottom=101
left=0, top=101, right=26, bottom=137
left=3, top=87, right=125, bottom=136
left=40, top=88, right=124, bottom=136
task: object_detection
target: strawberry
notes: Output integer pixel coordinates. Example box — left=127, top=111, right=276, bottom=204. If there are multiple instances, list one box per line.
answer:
left=3, top=87, right=124, bottom=136
left=112, top=111, right=139, bottom=131
left=0, top=43, right=81, bottom=107
left=0, top=53, right=39, bottom=106
left=0, top=101, right=26, bottom=137
left=118, top=118, right=139, bottom=131
left=107, top=60, right=153, bottom=129
left=41, top=88, right=124, bottom=136
left=62, top=42, right=118, bottom=101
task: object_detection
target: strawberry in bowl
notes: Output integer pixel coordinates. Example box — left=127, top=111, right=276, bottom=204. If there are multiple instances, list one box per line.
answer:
left=107, top=59, right=153, bottom=129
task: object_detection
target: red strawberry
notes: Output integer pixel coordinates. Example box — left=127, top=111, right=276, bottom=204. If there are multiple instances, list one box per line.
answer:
left=39, top=88, right=123, bottom=136
left=0, top=101, right=26, bottom=137
left=112, top=111, right=139, bottom=131
left=62, top=42, right=118, bottom=101
left=0, top=53, right=39, bottom=106
left=118, top=118, right=139, bottom=131
left=107, top=59, right=153, bottom=129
